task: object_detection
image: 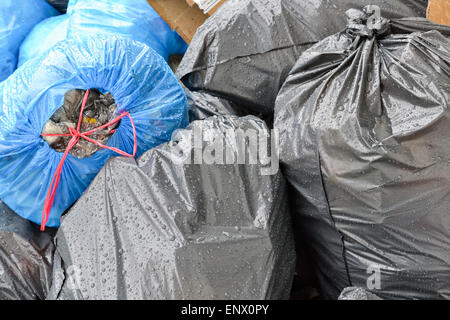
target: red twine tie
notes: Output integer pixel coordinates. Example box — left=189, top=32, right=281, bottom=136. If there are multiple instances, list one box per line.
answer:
left=40, top=89, right=137, bottom=231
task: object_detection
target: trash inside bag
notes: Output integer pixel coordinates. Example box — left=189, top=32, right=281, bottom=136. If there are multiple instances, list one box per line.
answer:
left=46, top=0, right=68, bottom=13
left=42, top=89, right=119, bottom=159
left=0, top=36, right=188, bottom=228
left=275, top=6, right=450, bottom=299
left=0, top=199, right=56, bottom=300
left=47, top=115, right=296, bottom=300
left=177, top=0, right=427, bottom=118
left=19, top=0, right=188, bottom=66
left=0, top=0, right=58, bottom=82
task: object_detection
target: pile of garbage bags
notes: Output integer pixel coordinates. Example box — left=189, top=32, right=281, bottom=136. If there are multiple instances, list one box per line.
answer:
left=1, top=0, right=450, bottom=301
left=177, top=0, right=428, bottom=119
left=47, top=115, right=295, bottom=300
left=275, top=7, right=450, bottom=299
left=0, top=36, right=188, bottom=227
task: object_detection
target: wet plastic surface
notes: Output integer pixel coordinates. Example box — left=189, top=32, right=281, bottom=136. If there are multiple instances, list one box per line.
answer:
left=0, top=0, right=58, bottom=81
left=0, top=36, right=188, bottom=228
left=186, top=89, right=246, bottom=121
left=275, top=7, right=450, bottom=299
left=0, top=199, right=55, bottom=300
left=67, top=0, right=188, bottom=61
left=18, top=14, right=68, bottom=67
left=19, top=0, right=188, bottom=66
left=48, top=115, right=295, bottom=300
left=177, top=0, right=427, bottom=118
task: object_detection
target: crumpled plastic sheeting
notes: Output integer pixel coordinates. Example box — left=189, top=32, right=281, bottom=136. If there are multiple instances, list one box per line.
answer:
left=275, top=8, right=450, bottom=300
left=0, top=36, right=188, bottom=228
left=0, top=199, right=55, bottom=300
left=0, top=0, right=58, bottom=81
left=177, top=0, right=427, bottom=118
left=338, top=288, right=382, bottom=300
left=47, top=116, right=296, bottom=300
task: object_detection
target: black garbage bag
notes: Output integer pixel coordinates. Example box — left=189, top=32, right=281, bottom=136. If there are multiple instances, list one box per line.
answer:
left=186, top=89, right=246, bottom=122
left=275, top=6, right=450, bottom=300
left=177, top=0, right=427, bottom=119
left=47, top=115, right=295, bottom=300
left=0, top=200, right=55, bottom=300
left=46, top=0, right=68, bottom=13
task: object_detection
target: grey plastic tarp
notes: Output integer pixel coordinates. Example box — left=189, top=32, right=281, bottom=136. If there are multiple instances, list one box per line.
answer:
left=47, top=115, right=295, bottom=300
left=177, top=0, right=428, bottom=118
left=0, top=200, right=55, bottom=300
left=275, top=7, right=450, bottom=300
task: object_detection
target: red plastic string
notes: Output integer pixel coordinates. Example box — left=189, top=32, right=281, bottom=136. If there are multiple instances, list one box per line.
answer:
left=40, top=89, right=137, bottom=231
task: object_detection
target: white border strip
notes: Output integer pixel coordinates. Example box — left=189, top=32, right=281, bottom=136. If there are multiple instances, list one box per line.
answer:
left=192, top=0, right=222, bottom=14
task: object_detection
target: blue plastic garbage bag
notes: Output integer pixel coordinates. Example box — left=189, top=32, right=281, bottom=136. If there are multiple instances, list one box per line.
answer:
left=18, top=0, right=187, bottom=66
left=0, top=0, right=58, bottom=82
left=67, top=0, right=188, bottom=60
left=0, top=36, right=189, bottom=228
left=18, top=15, right=68, bottom=67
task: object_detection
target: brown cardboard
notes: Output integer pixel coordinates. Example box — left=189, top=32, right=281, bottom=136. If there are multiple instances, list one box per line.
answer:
left=427, top=0, right=450, bottom=26
left=147, top=0, right=226, bottom=43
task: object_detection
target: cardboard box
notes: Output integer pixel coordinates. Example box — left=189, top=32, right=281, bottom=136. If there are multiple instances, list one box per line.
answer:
left=427, top=0, right=450, bottom=26
left=148, top=0, right=226, bottom=44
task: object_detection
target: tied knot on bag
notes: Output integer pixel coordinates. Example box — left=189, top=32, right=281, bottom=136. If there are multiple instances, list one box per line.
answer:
left=40, top=89, right=138, bottom=231
left=68, top=127, right=80, bottom=138
left=346, top=5, right=390, bottom=39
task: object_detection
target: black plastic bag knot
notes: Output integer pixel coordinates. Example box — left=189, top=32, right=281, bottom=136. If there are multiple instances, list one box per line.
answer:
left=346, top=5, right=390, bottom=38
